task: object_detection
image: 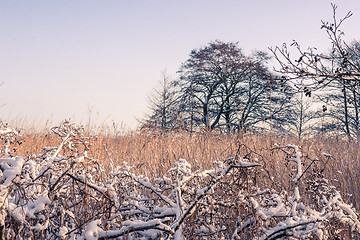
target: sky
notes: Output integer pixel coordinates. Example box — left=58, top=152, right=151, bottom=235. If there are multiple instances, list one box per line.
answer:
left=0, top=0, right=359, bottom=130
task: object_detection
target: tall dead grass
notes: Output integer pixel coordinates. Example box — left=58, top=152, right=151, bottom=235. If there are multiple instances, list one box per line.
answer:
left=13, top=126, right=360, bottom=210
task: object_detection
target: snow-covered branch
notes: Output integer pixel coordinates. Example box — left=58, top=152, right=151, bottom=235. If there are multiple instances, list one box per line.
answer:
left=0, top=121, right=358, bottom=239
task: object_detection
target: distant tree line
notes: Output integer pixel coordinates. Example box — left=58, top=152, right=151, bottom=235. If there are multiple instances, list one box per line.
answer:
left=142, top=4, right=360, bottom=139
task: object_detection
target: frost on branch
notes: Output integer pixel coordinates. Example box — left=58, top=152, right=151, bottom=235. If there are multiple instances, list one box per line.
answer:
left=0, top=121, right=359, bottom=239
left=232, top=145, right=360, bottom=240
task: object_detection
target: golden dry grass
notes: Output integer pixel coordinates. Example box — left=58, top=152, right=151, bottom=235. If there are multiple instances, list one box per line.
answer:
left=12, top=127, right=360, bottom=210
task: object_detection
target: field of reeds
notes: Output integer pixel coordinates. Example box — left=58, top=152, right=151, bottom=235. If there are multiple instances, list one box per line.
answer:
left=17, top=124, right=360, bottom=207
left=2, top=120, right=360, bottom=239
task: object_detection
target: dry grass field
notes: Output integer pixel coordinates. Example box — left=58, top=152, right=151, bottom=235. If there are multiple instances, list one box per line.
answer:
left=2, top=121, right=360, bottom=239
left=15, top=125, right=360, bottom=211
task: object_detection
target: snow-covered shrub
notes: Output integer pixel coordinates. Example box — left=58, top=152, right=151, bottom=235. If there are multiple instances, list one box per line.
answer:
left=0, top=121, right=359, bottom=239
left=232, top=146, right=360, bottom=240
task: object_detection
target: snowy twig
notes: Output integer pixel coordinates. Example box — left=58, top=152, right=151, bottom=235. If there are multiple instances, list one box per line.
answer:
left=98, top=219, right=174, bottom=239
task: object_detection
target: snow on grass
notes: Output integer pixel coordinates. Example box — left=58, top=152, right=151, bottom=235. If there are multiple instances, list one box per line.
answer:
left=0, top=121, right=359, bottom=239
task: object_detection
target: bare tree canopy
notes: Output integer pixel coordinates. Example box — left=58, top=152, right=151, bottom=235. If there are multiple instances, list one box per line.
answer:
left=141, top=71, right=179, bottom=132
left=270, top=4, right=360, bottom=139
left=142, top=5, right=360, bottom=139
left=142, top=41, right=295, bottom=133
left=270, top=4, right=359, bottom=93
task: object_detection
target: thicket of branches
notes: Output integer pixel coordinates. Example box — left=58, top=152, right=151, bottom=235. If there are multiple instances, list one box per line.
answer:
left=1, top=121, right=360, bottom=239
left=143, top=4, right=360, bottom=139
left=270, top=4, right=360, bottom=139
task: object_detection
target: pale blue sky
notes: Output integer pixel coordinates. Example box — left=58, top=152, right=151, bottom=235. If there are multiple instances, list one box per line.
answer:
left=0, top=0, right=359, bottom=130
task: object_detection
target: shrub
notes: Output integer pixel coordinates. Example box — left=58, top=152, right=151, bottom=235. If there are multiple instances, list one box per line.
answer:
left=0, top=121, right=359, bottom=239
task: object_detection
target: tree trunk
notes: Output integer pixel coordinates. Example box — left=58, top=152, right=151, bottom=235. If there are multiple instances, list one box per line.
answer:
left=353, top=86, right=359, bottom=137
left=298, top=91, right=304, bottom=140
left=343, top=85, right=351, bottom=137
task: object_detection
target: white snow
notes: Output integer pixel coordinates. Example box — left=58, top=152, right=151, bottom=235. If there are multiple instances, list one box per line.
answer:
left=84, top=219, right=102, bottom=240
left=0, top=123, right=358, bottom=240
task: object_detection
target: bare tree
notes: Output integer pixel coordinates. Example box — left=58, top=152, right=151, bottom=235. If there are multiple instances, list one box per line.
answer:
left=175, top=41, right=249, bottom=131
left=175, top=41, right=293, bottom=132
left=270, top=4, right=360, bottom=138
left=284, top=90, right=316, bottom=139
left=270, top=4, right=358, bottom=92
left=141, top=71, right=179, bottom=132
